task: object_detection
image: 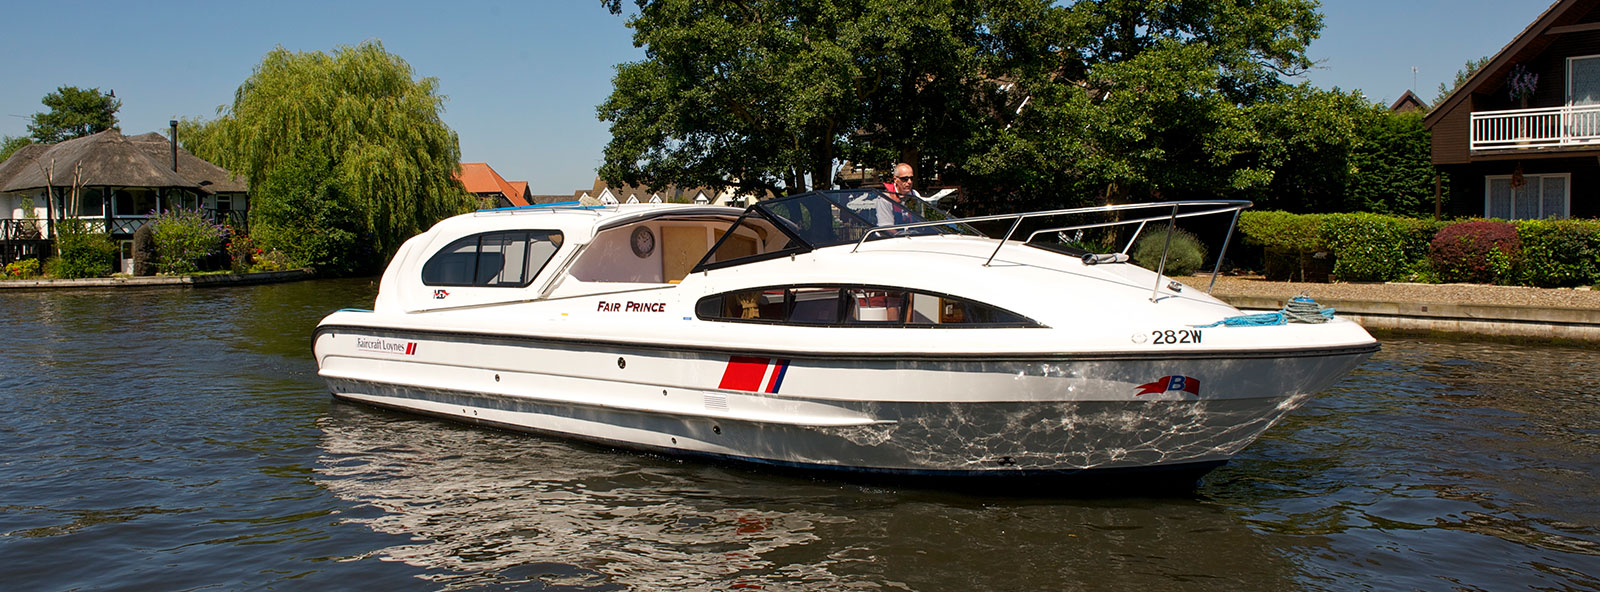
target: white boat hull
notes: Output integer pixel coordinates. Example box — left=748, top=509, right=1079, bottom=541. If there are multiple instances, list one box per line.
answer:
left=315, top=326, right=1375, bottom=476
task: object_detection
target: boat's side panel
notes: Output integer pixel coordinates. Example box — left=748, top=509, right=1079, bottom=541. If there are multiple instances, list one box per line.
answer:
left=313, top=325, right=1372, bottom=473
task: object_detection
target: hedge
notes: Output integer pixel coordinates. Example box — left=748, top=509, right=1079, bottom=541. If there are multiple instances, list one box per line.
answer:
left=1514, top=218, right=1600, bottom=287
left=1237, top=210, right=1598, bottom=287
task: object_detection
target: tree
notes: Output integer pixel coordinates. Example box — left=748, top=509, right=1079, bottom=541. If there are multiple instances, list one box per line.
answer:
left=1345, top=110, right=1435, bottom=216
left=1434, top=56, right=1491, bottom=106
left=1247, top=85, right=1379, bottom=213
left=962, top=0, right=1325, bottom=210
left=184, top=41, right=474, bottom=273
left=0, top=135, right=30, bottom=162
left=598, top=0, right=1326, bottom=210
left=27, top=86, right=120, bottom=144
left=599, top=0, right=1008, bottom=197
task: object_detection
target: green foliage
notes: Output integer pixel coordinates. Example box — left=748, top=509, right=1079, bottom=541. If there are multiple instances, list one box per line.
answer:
left=3, top=258, right=41, bottom=279
left=600, top=0, right=1326, bottom=210
left=1319, top=213, right=1420, bottom=282
left=1238, top=211, right=1323, bottom=252
left=1434, top=56, right=1491, bottom=106
left=1131, top=227, right=1207, bottom=276
left=27, top=86, right=120, bottom=144
left=251, top=249, right=295, bottom=272
left=1514, top=219, right=1600, bottom=288
left=1248, top=86, right=1380, bottom=213
left=1345, top=111, right=1436, bottom=216
left=49, top=218, right=117, bottom=279
left=150, top=208, right=227, bottom=274
left=1238, top=210, right=1325, bottom=281
left=1429, top=220, right=1521, bottom=284
left=184, top=41, right=474, bottom=274
left=1, top=135, right=31, bottom=162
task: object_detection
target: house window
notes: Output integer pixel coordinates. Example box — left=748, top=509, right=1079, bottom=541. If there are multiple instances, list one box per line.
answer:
left=113, top=188, right=158, bottom=217
left=1485, top=174, right=1569, bottom=220
left=1569, top=56, right=1600, bottom=105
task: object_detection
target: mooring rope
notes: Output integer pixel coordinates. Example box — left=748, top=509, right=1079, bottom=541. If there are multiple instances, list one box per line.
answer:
left=1193, top=295, right=1335, bottom=328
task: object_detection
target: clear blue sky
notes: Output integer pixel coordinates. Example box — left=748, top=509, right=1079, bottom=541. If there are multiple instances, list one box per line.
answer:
left=0, top=0, right=1554, bottom=195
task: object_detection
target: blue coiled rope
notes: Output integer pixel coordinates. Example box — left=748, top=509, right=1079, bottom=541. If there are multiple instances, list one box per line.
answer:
left=1194, top=296, right=1335, bottom=328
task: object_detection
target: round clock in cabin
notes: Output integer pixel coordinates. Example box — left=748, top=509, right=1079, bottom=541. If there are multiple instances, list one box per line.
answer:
left=631, top=226, right=656, bottom=258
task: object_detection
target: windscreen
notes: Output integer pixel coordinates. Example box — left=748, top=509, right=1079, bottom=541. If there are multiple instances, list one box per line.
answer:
left=753, top=189, right=978, bottom=250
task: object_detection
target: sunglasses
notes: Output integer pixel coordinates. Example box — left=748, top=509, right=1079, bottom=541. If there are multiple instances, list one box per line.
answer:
left=895, top=176, right=913, bottom=181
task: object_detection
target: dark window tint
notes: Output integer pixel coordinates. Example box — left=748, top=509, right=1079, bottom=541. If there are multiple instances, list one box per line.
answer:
left=422, top=230, right=563, bottom=287
left=696, top=285, right=1038, bottom=327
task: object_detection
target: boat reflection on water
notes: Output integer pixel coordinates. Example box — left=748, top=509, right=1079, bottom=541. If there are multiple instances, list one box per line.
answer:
left=315, top=403, right=1302, bottom=590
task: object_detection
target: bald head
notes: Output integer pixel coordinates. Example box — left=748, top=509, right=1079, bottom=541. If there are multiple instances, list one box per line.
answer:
left=892, top=163, right=914, bottom=194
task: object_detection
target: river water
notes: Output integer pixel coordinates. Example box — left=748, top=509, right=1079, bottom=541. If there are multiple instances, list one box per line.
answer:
left=0, top=278, right=1596, bottom=591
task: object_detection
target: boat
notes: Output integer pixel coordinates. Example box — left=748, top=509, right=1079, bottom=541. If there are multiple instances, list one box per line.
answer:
left=312, top=188, right=1378, bottom=480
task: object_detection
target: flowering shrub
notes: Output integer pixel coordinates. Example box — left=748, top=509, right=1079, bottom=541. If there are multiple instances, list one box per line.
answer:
left=3, top=258, right=41, bottom=279
left=1429, top=220, right=1522, bottom=284
left=225, top=228, right=256, bottom=273
left=1507, top=64, right=1539, bottom=103
left=151, top=208, right=228, bottom=274
left=251, top=249, right=294, bottom=272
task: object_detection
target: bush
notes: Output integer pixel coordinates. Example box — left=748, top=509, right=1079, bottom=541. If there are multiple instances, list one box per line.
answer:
left=225, top=228, right=256, bottom=273
left=1131, top=227, right=1207, bottom=276
left=1515, top=219, right=1600, bottom=287
left=1238, top=211, right=1325, bottom=281
left=151, top=208, right=228, bottom=275
left=3, top=258, right=41, bottom=279
left=50, top=218, right=117, bottom=278
left=1319, top=213, right=1442, bottom=282
left=251, top=249, right=295, bottom=272
left=1430, top=220, right=1522, bottom=284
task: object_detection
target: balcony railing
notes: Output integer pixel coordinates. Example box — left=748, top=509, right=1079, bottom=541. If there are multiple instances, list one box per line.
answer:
left=1470, top=104, right=1600, bottom=150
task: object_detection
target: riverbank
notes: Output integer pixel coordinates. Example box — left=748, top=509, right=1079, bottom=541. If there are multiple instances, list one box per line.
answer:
left=1191, top=274, right=1600, bottom=342
left=0, top=269, right=314, bottom=290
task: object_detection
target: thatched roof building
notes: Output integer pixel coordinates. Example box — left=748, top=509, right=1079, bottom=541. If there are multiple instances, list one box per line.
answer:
left=126, top=132, right=248, bottom=194
left=0, top=129, right=198, bottom=193
left=0, top=144, right=49, bottom=192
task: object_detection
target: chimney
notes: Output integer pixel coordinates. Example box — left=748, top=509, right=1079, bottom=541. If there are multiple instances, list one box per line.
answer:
left=169, top=119, right=178, bottom=173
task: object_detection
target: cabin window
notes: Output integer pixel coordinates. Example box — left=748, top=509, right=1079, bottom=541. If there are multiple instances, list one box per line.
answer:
left=421, top=230, right=563, bottom=287
left=695, top=285, right=1040, bottom=327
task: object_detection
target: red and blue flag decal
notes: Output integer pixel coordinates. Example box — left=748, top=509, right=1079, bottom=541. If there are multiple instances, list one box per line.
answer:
left=719, top=356, right=789, bottom=393
left=1135, top=375, right=1200, bottom=396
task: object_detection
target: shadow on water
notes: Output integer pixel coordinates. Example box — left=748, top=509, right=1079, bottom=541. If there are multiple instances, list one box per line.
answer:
left=1, top=280, right=1598, bottom=590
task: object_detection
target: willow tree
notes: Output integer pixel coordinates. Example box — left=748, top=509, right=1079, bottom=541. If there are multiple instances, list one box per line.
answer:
left=185, top=41, right=472, bottom=273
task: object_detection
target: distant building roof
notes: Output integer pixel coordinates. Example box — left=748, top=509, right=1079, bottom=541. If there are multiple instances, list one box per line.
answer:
left=1389, top=90, right=1427, bottom=113
left=455, top=162, right=529, bottom=207
left=579, top=177, right=724, bottom=204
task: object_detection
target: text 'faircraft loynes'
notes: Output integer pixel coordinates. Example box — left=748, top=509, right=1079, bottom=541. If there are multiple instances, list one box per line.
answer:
left=313, top=189, right=1377, bottom=481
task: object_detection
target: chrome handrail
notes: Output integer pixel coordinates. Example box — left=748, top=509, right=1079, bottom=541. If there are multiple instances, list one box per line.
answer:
left=850, top=199, right=1252, bottom=302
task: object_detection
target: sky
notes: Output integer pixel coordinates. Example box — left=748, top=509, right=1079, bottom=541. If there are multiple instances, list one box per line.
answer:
left=0, top=0, right=1557, bottom=196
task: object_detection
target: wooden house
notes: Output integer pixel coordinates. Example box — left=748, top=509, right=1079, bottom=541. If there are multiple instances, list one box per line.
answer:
left=1426, top=0, right=1600, bottom=219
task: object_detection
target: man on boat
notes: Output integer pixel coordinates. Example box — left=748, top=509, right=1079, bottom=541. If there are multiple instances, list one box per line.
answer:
left=877, top=162, right=919, bottom=226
